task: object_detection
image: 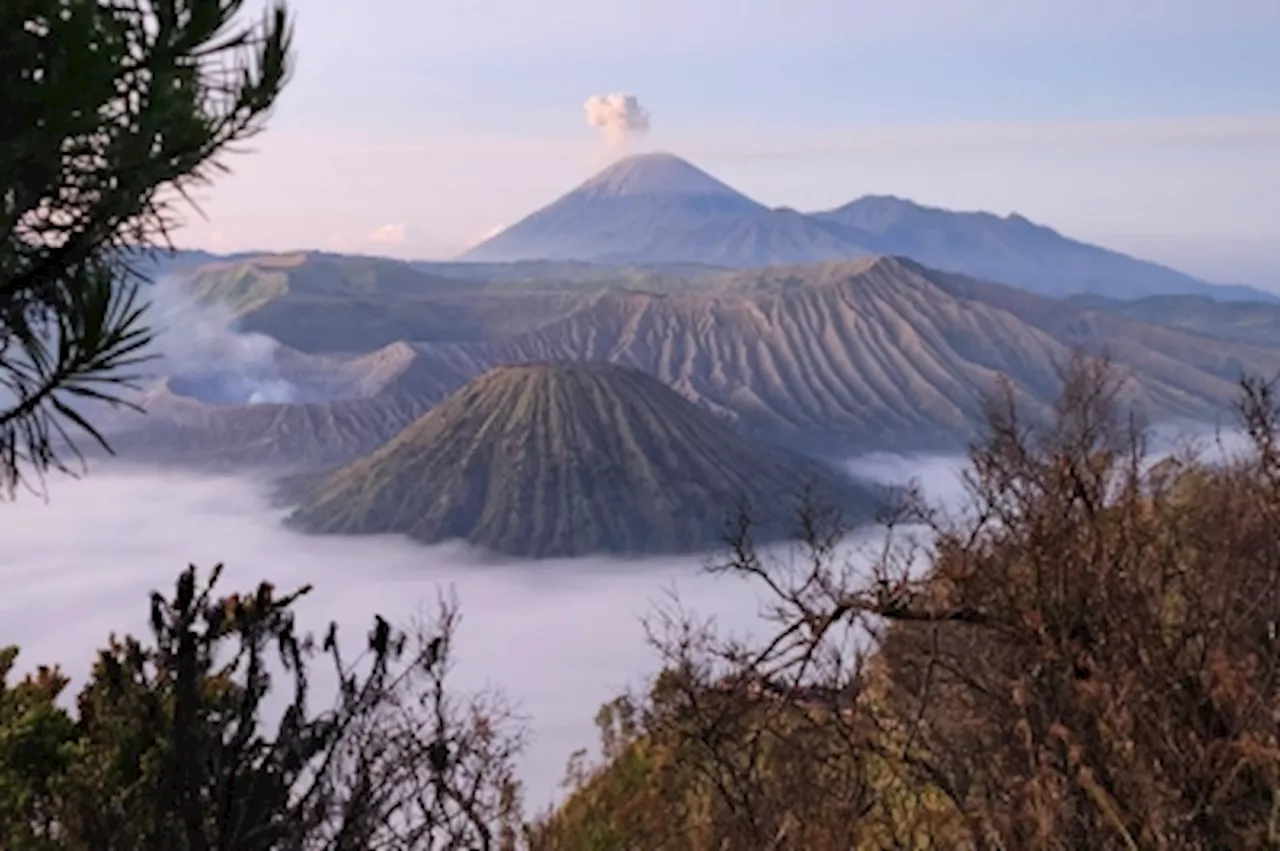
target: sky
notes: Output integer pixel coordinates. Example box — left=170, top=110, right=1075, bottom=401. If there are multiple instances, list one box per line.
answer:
left=178, top=0, right=1280, bottom=287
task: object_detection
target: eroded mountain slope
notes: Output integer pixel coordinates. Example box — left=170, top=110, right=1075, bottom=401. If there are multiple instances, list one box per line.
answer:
left=287, top=362, right=885, bottom=557
left=464, top=257, right=1267, bottom=451
left=110, top=257, right=1280, bottom=469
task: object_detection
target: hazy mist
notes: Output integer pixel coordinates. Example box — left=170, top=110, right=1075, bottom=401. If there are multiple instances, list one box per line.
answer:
left=0, top=452, right=973, bottom=809
left=0, top=429, right=1250, bottom=809
left=138, top=277, right=317, bottom=405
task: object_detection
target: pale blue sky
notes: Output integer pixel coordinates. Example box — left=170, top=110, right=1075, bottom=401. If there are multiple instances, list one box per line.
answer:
left=182, top=0, right=1280, bottom=287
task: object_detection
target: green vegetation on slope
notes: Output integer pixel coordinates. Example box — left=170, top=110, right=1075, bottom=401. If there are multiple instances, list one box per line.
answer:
left=182, top=259, right=293, bottom=316
left=529, top=680, right=963, bottom=851
left=287, top=361, right=884, bottom=558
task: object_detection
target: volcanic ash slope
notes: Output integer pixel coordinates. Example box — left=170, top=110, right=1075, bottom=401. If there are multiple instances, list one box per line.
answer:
left=286, top=362, right=885, bottom=558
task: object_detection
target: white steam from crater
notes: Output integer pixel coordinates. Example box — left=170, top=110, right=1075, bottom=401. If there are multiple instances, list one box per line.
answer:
left=583, top=93, right=651, bottom=152
left=141, top=275, right=307, bottom=406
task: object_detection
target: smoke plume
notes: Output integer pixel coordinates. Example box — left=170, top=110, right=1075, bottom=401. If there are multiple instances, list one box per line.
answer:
left=584, top=93, right=651, bottom=151
left=141, top=275, right=308, bottom=405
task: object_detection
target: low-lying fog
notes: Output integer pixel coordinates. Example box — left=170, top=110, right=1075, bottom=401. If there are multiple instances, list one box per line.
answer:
left=0, top=425, right=1252, bottom=812
left=0, top=453, right=966, bottom=812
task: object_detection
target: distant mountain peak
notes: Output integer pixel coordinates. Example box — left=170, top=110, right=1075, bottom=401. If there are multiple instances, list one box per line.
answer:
left=574, top=151, right=753, bottom=201
left=840, top=195, right=1037, bottom=226
left=827, top=194, right=1064, bottom=238
left=854, top=193, right=917, bottom=206
left=458, top=155, right=1271, bottom=302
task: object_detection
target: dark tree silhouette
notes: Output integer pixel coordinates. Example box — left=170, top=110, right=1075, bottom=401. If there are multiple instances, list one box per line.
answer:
left=0, top=0, right=292, bottom=494
left=0, top=567, right=528, bottom=849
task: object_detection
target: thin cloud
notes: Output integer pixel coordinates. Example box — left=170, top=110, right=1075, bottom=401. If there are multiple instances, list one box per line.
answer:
left=689, top=115, right=1280, bottom=160
left=470, top=223, right=508, bottom=246
left=269, top=115, right=1280, bottom=159
left=367, top=223, right=408, bottom=244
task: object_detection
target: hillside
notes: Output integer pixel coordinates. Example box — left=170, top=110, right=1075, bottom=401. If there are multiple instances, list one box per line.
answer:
left=95, top=342, right=475, bottom=470
left=457, top=256, right=1280, bottom=453
left=286, top=362, right=885, bottom=558
left=461, top=152, right=1270, bottom=301
left=172, top=252, right=588, bottom=352
left=529, top=382, right=1280, bottom=849
left=411, top=258, right=728, bottom=285
left=163, top=245, right=1275, bottom=368
left=1067, top=292, right=1280, bottom=348
left=172, top=252, right=714, bottom=353
left=101, top=389, right=439, bottom=472
left=812, top=196, right=1273, bottom=301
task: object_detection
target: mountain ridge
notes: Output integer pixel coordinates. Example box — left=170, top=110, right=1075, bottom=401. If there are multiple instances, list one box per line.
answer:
left=465, top=256, right=1279, bottom=450
left=104, top=255, right=1280, bottom=471
left=460, top=152, right=880, bottom=270
left=462, top=152, right=1274, bottom=302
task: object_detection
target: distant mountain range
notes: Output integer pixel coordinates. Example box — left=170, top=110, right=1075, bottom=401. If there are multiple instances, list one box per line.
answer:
left=286, top=362, right=884, bottom=558
left=106, top=254, right=1280, bottom=472
left=112, top=178, right=1279, bottom=559
left=461, top=152, right=1273, bottom=303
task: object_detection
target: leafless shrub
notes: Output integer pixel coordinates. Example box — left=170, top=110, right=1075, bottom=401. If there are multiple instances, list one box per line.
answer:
left=615, top=353, right=1280, bottom=850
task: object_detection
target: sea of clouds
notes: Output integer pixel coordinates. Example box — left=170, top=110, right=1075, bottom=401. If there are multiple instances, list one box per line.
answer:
left=0, top=419, right=1254, bottom=811
left=0, top=453, right=974, bottom=812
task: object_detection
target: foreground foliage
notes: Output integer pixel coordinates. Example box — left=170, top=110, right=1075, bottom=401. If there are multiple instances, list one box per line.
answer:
left=0, top=567, right=525, bottom=850
left=1, top=0, right=292, bottom=494
left=534, top=357, right=1280, bottom=850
